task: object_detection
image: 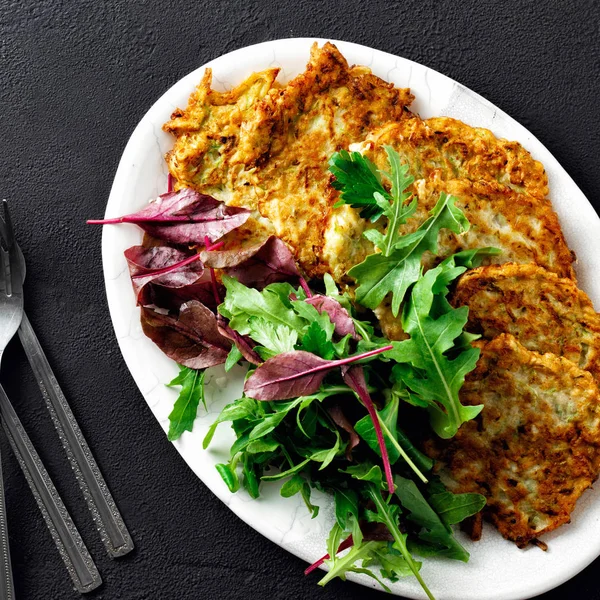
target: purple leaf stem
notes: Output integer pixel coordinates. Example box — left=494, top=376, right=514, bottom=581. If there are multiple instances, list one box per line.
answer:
left=304, top=535, right=354, bottom=575
left=130, top=252, right=201, bottom=280
left=299, top=277, right=313, bottom=298
left=342, top=366, right=395, bottom=494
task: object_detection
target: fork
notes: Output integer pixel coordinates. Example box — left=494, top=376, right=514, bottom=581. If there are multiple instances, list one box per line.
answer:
left=0, top=201, right=101, bottom=594
left=14, top=243, right=134, bottom=558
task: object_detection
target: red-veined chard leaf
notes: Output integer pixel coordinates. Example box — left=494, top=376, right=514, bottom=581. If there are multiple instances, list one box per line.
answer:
left=305, top=295, right=359, bottom=340
left=88, top=188, right=251, bottom=244
left=327, top=404, right=360, bottom=460
left=141, top=300, right=230, bottom=369
left=216, top=315, right=262, bottom=366
left=244, top=346, right=392, bottom=401
left=124, top=245, right=219, bottom=310
left=205, top=235, right=301, bottom=290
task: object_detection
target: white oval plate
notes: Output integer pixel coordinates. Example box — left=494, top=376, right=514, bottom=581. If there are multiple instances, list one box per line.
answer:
left=101, top=38, right=600, bottom=600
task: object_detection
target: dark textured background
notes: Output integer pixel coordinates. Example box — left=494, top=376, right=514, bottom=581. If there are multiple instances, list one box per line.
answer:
left=1, top=0, right=599, bottom=598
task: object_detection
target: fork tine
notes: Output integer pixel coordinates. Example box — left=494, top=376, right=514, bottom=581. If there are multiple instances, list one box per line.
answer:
left=0, top=204, right=8, bottom=252
left=0, top=200, right=14, bottom=248
left=0, top=201, right=21, bottom=298
left=0, top=247, right=6, bottom=295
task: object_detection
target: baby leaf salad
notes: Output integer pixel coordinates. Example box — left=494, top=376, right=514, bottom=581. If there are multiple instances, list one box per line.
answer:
left=89, top=147, right=500, bottom=599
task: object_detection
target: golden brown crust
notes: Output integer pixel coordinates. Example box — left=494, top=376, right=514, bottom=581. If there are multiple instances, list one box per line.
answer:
left=452, top=263, right=600, bottom=381
left=409, top=176, right=575, bottom=279
left=425, top=334, right=600, bottom=548
left=362, top=116, right=549, bottom=199
left=164, top=67, right=280, bottom=189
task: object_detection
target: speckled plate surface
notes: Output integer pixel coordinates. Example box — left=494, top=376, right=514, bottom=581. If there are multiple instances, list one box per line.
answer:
left=101, top=38, right=600, bottom=600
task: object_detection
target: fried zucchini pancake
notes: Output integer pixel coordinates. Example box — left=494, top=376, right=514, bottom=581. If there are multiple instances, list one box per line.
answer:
left=363, top=117, right=549, bottom=199
left=323, top=174, right=574, bottom=284
left=325, top=173, right=575, bottom=341
left=424, top=334, right=600, bottom=548
left=164, top=42, right=415, bottom=276
left=452, top=263, right=600, bottom=381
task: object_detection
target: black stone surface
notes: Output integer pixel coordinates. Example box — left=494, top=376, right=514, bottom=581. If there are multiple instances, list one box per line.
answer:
left=1, top=0, right=599, bottom=598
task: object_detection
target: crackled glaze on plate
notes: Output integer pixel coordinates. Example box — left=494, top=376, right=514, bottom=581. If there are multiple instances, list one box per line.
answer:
left=101, top=38, right=600, bottom=600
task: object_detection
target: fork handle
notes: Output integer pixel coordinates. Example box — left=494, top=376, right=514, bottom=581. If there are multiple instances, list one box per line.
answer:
left=0, top=384, right=102, bottom=593
left=0, top=444, right=15, bottom=600
left=18, top=313, right=134, bottom=558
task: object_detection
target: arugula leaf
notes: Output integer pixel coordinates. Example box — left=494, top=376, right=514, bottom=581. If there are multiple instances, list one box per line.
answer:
left=261, top=458, right=311, bottom=481
left=216, top=462, right=240, bottom=493
left=334, top=488, right=359, bottom=529
left=355, top=392, right=434, bottom=476
left=362, top=148, right=417, bottom=256
left=426, top=478, right=486, bottom=526
left=242, top=454, right=261, bottom=498
left=386, top=262, right=483, bottom=439
left=364, top=482, right=433, bottom=600
left=342, top=462, right=385, bottom=487
left=245, top=437, right=279, bottom=453
left=224, top=345, right=243, bottom=371
left=220, top=276, right=306, bottom=335
left=280, top=474, right=319, bottom=518
left=363, top=544, right=414, bottom=582
left=349, top=191, right=470, bottom=316
left=203, top=397, right=258, bottom=448
left=248, top=398, right=303, bottom=439
left=309, top=430, right=343, bottom=470
left=394, top=476, right=476, bottom=562
left=431, top=247, right=502, bottom=319
left=319, top=536, right=383, bottom=587
left=329, top=150, right=390, bottom=221
left=279, top=473, right=302, bottom=495
left=166, top=366, right=206, bottom=441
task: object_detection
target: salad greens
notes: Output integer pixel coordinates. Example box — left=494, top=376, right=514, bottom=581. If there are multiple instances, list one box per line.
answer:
left=93, top=145, right=499, bottom=599
left=166, top=366, right=206, bottom=441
